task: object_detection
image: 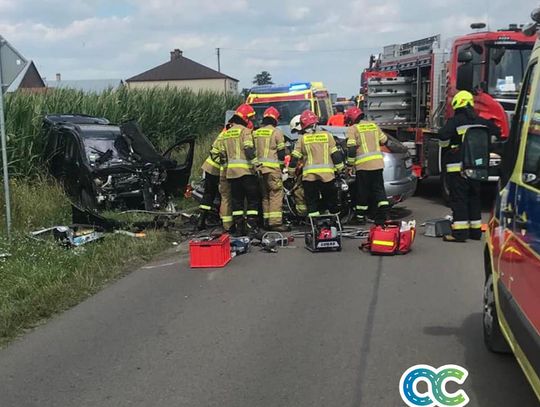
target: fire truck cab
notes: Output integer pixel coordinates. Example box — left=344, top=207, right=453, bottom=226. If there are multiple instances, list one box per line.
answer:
left=362, top=24, right=535, bottom=191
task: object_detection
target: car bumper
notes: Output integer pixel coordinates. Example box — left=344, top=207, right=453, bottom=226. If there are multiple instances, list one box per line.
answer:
left=385, top=174, right=417, bottom=204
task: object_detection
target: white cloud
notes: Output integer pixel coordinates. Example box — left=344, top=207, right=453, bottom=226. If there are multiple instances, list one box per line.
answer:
left=0, top=0, right=535, bottom=94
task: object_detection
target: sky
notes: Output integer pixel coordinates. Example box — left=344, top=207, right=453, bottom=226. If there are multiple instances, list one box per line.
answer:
left=0, top=0, right=535, bottom=96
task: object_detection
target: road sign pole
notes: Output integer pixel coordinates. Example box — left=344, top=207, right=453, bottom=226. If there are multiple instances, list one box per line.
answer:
left=0, top=55, right=11, bottom=239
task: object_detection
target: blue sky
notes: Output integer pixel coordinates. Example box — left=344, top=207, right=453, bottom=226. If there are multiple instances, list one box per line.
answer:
left=0, top=0, right=536, bottom=96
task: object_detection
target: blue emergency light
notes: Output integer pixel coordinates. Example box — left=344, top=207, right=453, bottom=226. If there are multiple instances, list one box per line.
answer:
left=289, top=82, right=311, bottom=91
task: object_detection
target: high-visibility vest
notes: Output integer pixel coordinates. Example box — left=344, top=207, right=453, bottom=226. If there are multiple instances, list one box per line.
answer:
left=253, top=126, right=285, bottom=169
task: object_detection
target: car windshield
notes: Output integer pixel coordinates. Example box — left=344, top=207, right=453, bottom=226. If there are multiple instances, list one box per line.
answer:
left=252, top=100, right=311, bottom=126
left=82, top=131, right=125, bottom=164
left=488, top=46, right=532, bottom=98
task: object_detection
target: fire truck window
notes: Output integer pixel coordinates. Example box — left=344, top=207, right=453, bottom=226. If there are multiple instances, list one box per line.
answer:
left=457, top=44, right=483, bottom=89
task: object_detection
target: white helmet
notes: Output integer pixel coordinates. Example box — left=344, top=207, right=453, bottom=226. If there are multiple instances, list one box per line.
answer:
left=289, top=114, right=302, bottom=133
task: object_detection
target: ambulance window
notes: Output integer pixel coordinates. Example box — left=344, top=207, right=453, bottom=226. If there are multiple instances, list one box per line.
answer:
left=501, top=61, right=536, bottom=186
left=521, top=62, right=540, bottom=189
left=317, top=100, right=330, bottom=124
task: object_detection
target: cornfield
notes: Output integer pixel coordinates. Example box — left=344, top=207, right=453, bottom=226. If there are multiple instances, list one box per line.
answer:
left=4, top=87, right=242, bottom=177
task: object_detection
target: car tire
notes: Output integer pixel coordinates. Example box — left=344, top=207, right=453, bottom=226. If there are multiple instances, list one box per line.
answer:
left=483, top=273, right=511, bottom=353
left=80, top=188, right=97, bottom=211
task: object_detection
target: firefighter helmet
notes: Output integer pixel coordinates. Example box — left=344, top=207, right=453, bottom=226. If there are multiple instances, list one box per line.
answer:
left=263, top=107, right=280, bottom=121
left=344, top=107, right=363, bottom=124
left=289, top=114, right=302, bottom=133
left=299, top=110, right=319, bottom=129
left=452, top=90, right=475, bottom=110
left=234, top=103, right=256, bottom=122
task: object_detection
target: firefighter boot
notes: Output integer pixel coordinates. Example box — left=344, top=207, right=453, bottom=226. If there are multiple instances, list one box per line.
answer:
left=196, top=211, right=208, bottom=231
left=246, top=216, right=260, bottom=239
left=232, top=217, right=246, bottom=237
left=269, top=223, right=291, bottom=232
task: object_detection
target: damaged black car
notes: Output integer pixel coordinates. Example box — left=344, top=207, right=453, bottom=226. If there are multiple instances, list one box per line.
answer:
left=43, top=114, right=194, bottom=211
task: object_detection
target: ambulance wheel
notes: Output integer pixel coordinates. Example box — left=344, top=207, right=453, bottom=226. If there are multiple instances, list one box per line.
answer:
left=483, top=273, right=511, bottom=354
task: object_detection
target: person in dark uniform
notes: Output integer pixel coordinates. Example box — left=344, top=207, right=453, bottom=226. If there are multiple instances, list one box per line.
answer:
left=439, top=90, right=500, bottom=242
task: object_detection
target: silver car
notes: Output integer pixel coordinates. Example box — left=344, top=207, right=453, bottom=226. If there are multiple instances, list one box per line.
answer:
left=284, top=125, right=417, bottom=205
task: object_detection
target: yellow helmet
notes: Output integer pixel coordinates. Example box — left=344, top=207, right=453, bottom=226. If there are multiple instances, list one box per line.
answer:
left=452, top=90, right=474, bottom=110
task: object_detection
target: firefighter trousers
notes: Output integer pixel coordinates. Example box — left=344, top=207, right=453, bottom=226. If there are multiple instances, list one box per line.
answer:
left=355, top=169, right=389, bottom=226
left=219, top=174, right=233, bottom=230
left=293, top=176, right=307, bottom=216
left=261, top=171, right=284, bottom=226
left=199, top=172, right=220, bottom=212
left=448, top=173, right=482, bottom=240
left=230, top=175, right=259, bottom=219
left=303, top=179, right=338, bottom=217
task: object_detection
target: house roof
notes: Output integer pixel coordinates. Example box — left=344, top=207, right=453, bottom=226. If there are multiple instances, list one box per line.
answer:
left=126, top=50, right=238, bottom=83
left=46, top=79, right=123, bottom=93
left=7, top=61, right=45, bottom=92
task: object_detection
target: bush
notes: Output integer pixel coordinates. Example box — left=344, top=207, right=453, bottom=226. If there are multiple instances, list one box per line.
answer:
left=4, top=87, right=242, bottom=177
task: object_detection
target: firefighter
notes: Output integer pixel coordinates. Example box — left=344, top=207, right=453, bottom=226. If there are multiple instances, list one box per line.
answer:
left=207, top=123, right=234, bottom=233
left=253, top=107, right=289, bottom=232
left=327, top=105, right=345, bottom=126
left=288, top=110, right=345, bottom=217
left=197, top=130, right=226, bottom=230
left=439, top=90, right=500, bottom=242
left=217, top=104, right=260, bottom=237
left=289, top=115, right=307, bottom=216
left=345, top=106, right=389, bottom=225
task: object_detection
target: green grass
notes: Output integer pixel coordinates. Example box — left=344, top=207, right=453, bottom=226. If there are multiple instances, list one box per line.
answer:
left=0, top=87, right=240, bottom=343
left=5, top=87, right=242, bottom=177
left=0, top=179, right=177, bottom=345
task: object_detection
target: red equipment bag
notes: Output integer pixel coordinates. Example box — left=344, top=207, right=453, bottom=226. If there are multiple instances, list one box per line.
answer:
left=362, top=221, right=415, bottom=255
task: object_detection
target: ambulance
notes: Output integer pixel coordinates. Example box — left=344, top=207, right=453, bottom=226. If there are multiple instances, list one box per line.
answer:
left=484, top=8, right=540, bottom=401
left=246, top=82, right=333, bottom=125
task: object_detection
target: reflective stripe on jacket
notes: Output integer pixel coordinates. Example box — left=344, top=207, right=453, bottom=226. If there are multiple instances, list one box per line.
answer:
left=346, top=121, right=387, bottom=171
left=219, top=125, right=256, bottom=179
left=253, top=125, right=286, bottom=174
left=292, top=131, right=342, bottom=182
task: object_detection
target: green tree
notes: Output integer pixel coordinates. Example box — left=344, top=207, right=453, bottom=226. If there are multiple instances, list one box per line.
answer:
left=252, top=71, right=274, bottom=86
left=240, top=88, right=251, bottom=99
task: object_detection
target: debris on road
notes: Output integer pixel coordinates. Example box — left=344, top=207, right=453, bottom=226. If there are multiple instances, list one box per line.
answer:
left=31, top=225, right=105, bottom=247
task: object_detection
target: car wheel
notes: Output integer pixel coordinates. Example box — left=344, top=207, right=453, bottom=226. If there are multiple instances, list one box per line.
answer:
left=483, top=274, right=511, bottom=353
left=440, top=171, right=451, bottom=206
left=80, top=188, right=97, bottom=211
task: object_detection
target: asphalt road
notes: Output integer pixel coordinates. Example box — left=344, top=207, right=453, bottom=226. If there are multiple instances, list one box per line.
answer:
left=0, top=180, right=538, bottom=407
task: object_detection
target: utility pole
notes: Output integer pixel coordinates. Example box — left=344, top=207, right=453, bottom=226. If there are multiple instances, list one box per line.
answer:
left=0, top=60, right=10, bottom=239
left=216, top=47, right=221, bottom=72
left=0, top=36, right=27, bottom=239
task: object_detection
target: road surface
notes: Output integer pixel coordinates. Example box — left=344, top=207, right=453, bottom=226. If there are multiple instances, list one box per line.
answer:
left=0, top=180, right=537, bottom=406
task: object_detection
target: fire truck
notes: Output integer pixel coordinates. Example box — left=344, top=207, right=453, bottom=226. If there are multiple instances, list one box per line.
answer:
left=361, top=24, right=536, bottom=196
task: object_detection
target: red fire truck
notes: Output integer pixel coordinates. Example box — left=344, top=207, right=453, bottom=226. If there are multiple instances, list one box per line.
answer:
left=361, top=24, right=535, bottom=197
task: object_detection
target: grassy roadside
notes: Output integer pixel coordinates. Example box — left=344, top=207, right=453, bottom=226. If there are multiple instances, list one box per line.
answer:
left=0, top=178, right=179, bottom=345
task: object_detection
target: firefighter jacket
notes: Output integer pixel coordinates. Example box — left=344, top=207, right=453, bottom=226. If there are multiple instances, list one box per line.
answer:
left=201, top=130, right=225, bottom=177
left=216, top=124, right=259, bottom=179
left=253, top=125, right=286, bottom=175
left=290, top=130, right=344, bottom=182
left=439, top=107, right=500, bottom=174
left=346, top=121, right=387, bottom=171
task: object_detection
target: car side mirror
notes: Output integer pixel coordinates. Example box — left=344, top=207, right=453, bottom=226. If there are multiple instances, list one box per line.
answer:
left=457, top=62, right=474, bottom=91
left=458, top=50, right=473, bottom=63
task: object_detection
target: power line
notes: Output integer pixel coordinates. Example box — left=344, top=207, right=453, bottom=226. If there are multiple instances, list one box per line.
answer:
left=220, top=47, right=378, bottom=54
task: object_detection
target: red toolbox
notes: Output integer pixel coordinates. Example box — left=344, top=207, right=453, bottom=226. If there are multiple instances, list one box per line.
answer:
left=189, top=233, right=231, bottom=268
